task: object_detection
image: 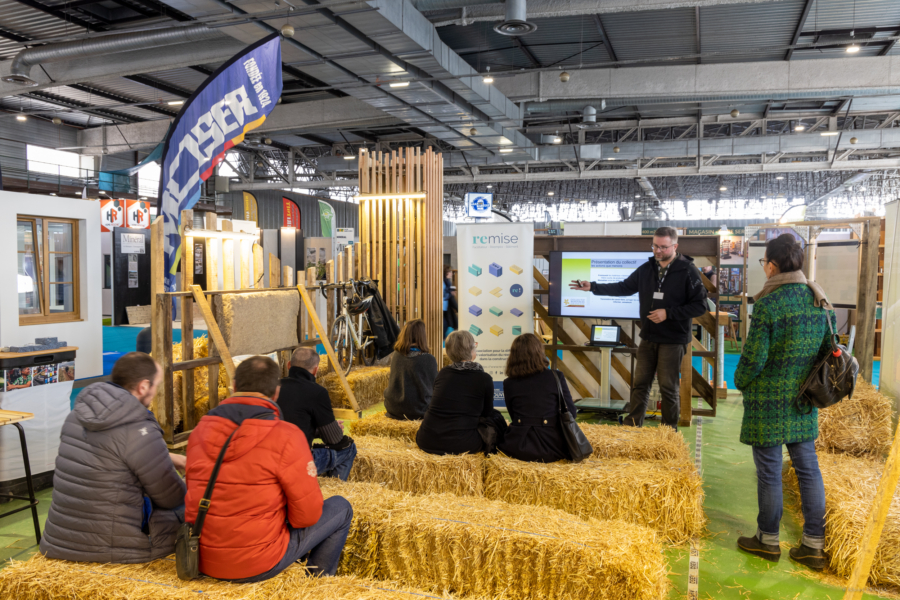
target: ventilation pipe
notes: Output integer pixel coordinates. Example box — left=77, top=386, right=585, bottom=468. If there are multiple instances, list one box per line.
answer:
left=582, top=105, right=597, bottom=124
left=2, top=24, right=221, bottom=87
left=635, top=177, right=659, bottom=201
left=493, top=0, right=537, bottom=36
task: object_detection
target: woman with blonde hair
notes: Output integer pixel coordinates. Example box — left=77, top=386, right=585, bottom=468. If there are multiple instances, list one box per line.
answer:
left=416, top=330, right=507, bottom=455
left=383, top=319, right=438, bottom=420
left=498, top=333, right=577, bottom=462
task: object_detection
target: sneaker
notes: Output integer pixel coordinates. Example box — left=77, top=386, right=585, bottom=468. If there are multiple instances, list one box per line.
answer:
left=737, top=535, right=781, bottom=562
left=617, top=415, right=625, bottom=426
left=789, top=544, right=827, bottom=571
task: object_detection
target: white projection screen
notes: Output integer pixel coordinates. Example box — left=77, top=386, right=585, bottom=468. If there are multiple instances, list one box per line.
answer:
left=814, top=241, right=861, bottom=308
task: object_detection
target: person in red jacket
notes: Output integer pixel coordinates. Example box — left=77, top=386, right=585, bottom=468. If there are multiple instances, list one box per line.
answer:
left=185, top=355, right=352, bottom=582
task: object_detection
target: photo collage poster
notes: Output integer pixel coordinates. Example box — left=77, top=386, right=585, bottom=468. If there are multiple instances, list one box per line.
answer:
left=1, top=361, right=74, bottom=393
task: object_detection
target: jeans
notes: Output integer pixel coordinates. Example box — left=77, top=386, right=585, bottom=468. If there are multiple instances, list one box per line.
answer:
left=313, top=443, right=357, bottom=481
left=752, top=441, right=826, bottom=549
left=227, top=496, right=354, bottom=583
left=624, top=340, right=686, bottom=429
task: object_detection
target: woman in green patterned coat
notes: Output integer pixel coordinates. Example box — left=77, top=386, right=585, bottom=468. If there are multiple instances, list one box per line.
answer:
left=735, top=233, right=833, bottom=571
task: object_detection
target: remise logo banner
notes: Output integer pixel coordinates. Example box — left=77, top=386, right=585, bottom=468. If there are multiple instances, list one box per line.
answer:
left=159, top=33, right=283, bottom=291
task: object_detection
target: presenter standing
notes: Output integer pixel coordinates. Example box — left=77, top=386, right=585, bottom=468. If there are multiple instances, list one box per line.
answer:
left=569, top=227, right=708, bottom=429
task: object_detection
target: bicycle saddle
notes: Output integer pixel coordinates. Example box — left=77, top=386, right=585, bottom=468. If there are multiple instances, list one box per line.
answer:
left=347, top=295, right=373, bottom=315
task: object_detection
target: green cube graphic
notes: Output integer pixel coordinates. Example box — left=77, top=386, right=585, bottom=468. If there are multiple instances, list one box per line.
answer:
left=469, top=324, right=483, bottom=336
left=489, top=306, right=503, bottom=317
left=512, top=326, right=522, bottom=336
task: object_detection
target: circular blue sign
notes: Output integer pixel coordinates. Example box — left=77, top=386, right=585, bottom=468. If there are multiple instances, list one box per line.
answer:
left=510, top=283, right=524, bottom=298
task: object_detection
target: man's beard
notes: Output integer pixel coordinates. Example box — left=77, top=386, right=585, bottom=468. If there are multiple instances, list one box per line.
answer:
left=139, top=390, right=155, bottom=407
left=655, top=251, right=676, bottom=263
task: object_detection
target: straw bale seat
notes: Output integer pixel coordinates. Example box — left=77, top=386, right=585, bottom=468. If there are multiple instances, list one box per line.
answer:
left=0, top=553, right=472, bottom=600
left=318, top=366, right=391, bottom=410
left=816, top=377, right=893, bottom=458
left=785, top=451, right=900, bottom=588
left=349, top=435, right=483, bottom=497
left=580, top=423, right=692, bottom=462
left=482, top=454, right=705, bottom=544
left=348, top=412, right=420, bottom=443
left=320, top=479, right=669, bottom=600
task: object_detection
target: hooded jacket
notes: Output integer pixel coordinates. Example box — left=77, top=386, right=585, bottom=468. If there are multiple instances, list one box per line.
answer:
left=589, top=254, right=709, bottom=345
left=184, top=393, right=323, bottom=580
left=360, top=280, right=400, bottom=359
left=40, top=382, right=186, bottom=563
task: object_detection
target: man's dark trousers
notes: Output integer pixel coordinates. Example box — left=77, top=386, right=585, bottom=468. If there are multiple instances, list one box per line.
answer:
left=623, top=340, right=686, bottom=429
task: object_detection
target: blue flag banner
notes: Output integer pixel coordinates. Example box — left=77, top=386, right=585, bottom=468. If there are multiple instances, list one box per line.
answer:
left=159, top=33, right=282, bottom=292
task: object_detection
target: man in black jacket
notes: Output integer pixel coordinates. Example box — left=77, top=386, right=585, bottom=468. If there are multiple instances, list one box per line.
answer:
left=570, top=227, right=708, bottom=429
left=278, top=347, right=357, bottom=480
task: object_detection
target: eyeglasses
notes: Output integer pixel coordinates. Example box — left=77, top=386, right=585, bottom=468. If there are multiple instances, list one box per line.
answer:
left=758, top=259, right=768, bottom=267
left=650, top=244, right=675, bottom=251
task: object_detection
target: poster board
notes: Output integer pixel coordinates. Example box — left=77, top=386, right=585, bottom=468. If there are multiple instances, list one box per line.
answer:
left=814, top=241, right=861, bottom=309
left=112, top=227, right=151, bottom=325
left=747, top=241, right=767, bottom=300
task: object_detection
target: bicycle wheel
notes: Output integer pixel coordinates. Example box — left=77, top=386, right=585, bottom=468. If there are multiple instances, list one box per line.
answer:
left=330, top=317, right=354, bottom=375
left=360, top=315, right=377, bottom=366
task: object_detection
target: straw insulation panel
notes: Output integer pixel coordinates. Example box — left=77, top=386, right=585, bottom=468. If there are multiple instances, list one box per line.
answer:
left=212, top=291, right=299, bottom=357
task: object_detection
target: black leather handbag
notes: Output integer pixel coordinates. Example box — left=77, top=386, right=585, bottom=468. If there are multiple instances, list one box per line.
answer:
left=175, top=427, right=238, bottom=581
left=551, top=370, right=593, bottom=462
left=795, top=309, right=859, bottom=413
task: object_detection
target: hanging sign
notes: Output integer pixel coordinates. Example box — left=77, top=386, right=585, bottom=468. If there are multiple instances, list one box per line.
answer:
left=243, top=191, right=259, bottom=224
left=126, top=200, right=150, bottom=229
left=121, top=232, right=146, bottom=254
left=457, top=223, right=535, bottom=407
left=465, top=192, right=493, bottom=218
left=100, top=199, right=125, bottom=232
left=318, top=200, right=335, bottom=237
left=282, top=196, right=300, bottom=229
left=159, top=33, right=283, bottom=293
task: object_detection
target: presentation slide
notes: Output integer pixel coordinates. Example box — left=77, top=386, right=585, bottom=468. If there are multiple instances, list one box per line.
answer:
left=549, top=251, right=647, bottom=319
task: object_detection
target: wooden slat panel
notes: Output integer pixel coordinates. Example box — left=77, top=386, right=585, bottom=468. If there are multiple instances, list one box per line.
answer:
left=679, top=345, right=693, bottom=427
left=205, top=212, right=218, bottom=292
left=269, top=253, right=281, bottom=288
left=157, top=291, right=174, bottom=442
left=221, top=220, right=234, bottom=290
left=252, top=243, right=264, bottom=288
left=283, top=266, right=293, bottom=288
left=240, top=238, right=251, bottom=289
left=180, top=209, right=195, bottom=432
left=191, top=285, right=235, bottom=387
left=149, top=217, right=166, bottom=428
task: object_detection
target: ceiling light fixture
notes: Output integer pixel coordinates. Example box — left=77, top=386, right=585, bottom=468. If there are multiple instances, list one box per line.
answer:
left=487, top=185, right=493, bottom=188
left=548, top=191, right=555, bottom=196
left=498, top=148, right=513, bottom=153
left=389, top=81, right=410, bottom=88
left=846, top=44, right=860, bottom=53
left=552, top=132, right=562, bottom=144
left=343, top=155, right=355, bottom=160
left=776, top=176, right=784, bottom=180
left=168, top=100, right=185, bottom=106
left=821, top=131, right=839, bottom=136
left=719, top=186, right=727, bottom=191
left=482, top=66, right=494, bottom=84
left=16, top=114, right=27, bottom=121
left=794, top=124, right=806, bottom=131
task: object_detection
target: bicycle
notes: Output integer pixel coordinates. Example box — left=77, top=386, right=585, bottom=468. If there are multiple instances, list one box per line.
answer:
left=329, top=279, right=377, bottom=376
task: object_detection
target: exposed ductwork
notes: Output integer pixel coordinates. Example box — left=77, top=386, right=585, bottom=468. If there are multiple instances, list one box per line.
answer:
left=636, top=177, right=659, bottom=201
left=494, top=0, right=537, bottom=36
left=582, top=105, right=597, bottom=124
left=2, top=25, right=222, bottom=87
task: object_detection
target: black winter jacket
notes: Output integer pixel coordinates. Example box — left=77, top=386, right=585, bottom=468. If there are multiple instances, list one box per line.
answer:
left=383, top=351, right=439, bottom=420
left=590, top=254, right=708, bottom=345
left=40, top=383, right=186, bottom=563
left=361, top=281, right=400, bottom=359
left=499, top=369, right=577, bottom=463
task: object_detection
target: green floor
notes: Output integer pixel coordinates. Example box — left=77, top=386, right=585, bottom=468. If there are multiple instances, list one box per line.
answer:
left=0, top=393, right=893, bottom=599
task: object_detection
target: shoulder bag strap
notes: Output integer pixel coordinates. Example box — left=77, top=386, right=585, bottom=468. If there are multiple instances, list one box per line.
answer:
left=192, top=426, right=239, bottom=537
left=550, top=369, right=566, bottom=415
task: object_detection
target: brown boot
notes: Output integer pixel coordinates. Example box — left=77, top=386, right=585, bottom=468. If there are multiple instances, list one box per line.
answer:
left=789, top=544, right=827, bottom=571
left=737, top=535, right=781, bottom=562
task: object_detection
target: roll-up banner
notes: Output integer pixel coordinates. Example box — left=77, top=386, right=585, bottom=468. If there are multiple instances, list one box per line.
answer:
left=243, top=191, right=259, bottom=224
left=318, top=200, right=335, bottom=238
left=159, top=33, right=282, bottom=292
left=283, top=196, right=300, bottom=229
left=457, top=223, right=534, bottom=407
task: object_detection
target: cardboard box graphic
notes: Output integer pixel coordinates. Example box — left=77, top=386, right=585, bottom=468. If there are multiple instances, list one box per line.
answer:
left=469, top=324, right=483, bottom=336
left=489, top=287, right=502, bottom=297
left=509, top=265, right=523, bottom=275
left=469, top=305, right=482, bottom=317
left=489, top=306, right=503, bottom=317
left=489, top=263, right=502, bottom=277
left=510, top=308, right=523, bottom=317
left=469, top=286, right=482, bottom=296
left=468, top=264, right=482, bottom=276
left=490, top=325, right=503, bottom=336
left=512, top=326, right=522, bottom=336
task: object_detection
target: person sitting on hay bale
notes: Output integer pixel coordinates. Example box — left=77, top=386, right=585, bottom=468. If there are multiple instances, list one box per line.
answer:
left=280, top=347, right=358, bottom=481
left=416, top=330, right=508, bottom=456
left=185, top=356, right=353, bottom=582
left=499, top=333, right=578, bottom=463
left=41, top=352, right=187, bottom=564
left=383, top=319, right=439, bottom=421
left=735, top=234, right=834, bottom=571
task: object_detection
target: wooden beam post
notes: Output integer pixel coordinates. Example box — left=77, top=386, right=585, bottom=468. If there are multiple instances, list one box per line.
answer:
left=297, top=284, right=359, bottom=411
left=149, top=216, right=165, bottom=417
left=269, top=253, right=281, bottom=288
left=679, top=343, right=694, bottom=427
left=180, top=209, right=196, bottom=431
left=855, top=218, right=881, bottom=383
left=190, top=285, right=236, bottom=387
left=252, top=243, right=264, bottom=288
left=221, top=220, right=234, bottom=290
left=204, top=212, right=218, bottom=292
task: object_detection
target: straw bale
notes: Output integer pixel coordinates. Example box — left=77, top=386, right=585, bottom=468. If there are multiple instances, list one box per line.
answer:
left=581, top=423, right=692, bottom=462
left=785, top=451, right=900, bottom=588
left=319, top=479, right=669, bottom=600
left=483, top=454, right=705, bottom=544
left=817, top=377, right=894, bottom=458
left=348, top=411, right=421, bottom=443
left=212, top=290, right=299, bottom=357
left=350, top=435, right=483, bottom=497
left=0, top=553, right=475, bottom=600
left=319, top=365, right=391, bottom=410
left=170, top=335, right=228, bottom=427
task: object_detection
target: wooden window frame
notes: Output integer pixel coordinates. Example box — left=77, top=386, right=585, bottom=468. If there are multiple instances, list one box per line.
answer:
left=18, top=216, right=81, bottom=325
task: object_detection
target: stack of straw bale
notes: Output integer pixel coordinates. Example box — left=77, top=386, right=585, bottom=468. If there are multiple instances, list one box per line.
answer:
left=581, top=423, right=692, bottom=462
left=349, top=412, right=421, bottom=443
left=320, top=479, right=669, bottom=600
left=0, top=553, right=475, bottom=600
left=785, top=451, right=900, bottom=588
left=350, top=436, right=483, bottom=497
left=482, top=454, right=705, bottom=544
left=170, top=335, right=228, bottom=427
left=816, top=377, right=894, bottom=458
left=318, top=366, right=390, bottom=410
